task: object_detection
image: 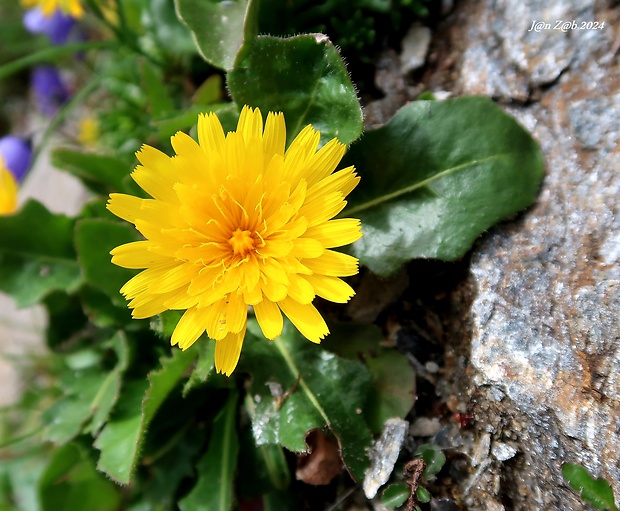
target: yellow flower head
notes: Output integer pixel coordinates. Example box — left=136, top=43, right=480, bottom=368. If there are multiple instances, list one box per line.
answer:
left=21, top=0, right=84, bottom=18
left=108, top=107, right=362, bottom=375
left=0, top=160, right=18, bottom=215
left=77, top=116, right=100, bottom=147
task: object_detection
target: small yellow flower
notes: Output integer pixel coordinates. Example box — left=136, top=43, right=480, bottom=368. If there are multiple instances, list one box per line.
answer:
left=77, top=116, right=100, bottom=147
left=0, top=160, right=18, bottom=215
left=21, top=0, right=84, bottom=18
left=108, top=106, right=362, bottom=375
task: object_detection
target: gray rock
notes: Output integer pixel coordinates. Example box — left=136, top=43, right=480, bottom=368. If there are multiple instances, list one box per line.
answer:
left=418, top=0, right=620, bottom=508
left=456, top=0, right=604, bottom=100
left=363, top=418, right=409, bottom=499
left=400, top=24, right=432, bottom=75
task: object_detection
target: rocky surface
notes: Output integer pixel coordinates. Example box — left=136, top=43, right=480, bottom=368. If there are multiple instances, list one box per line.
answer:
left=365, top=0, right=620, bottom=508
left=413, top=0, right=620, bottom=509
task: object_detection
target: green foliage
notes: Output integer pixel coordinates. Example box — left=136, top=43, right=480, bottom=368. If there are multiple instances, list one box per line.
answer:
left=257, top=0, right=430, bottom=59
left=0, top=201, right=81, bottom=306
left=174, top=0, right=259, bottom=70
left=241, top=320, right=373, bottom=482
left=415, top=443, right=446, bottom=479
left=228, top=34, right=363, bottom=145
left=381, top=483, right=410, bottom=508
left=95, top=348, right=198, bottom=484
left=178, top=392, right=239, bottom=511
left=345, top=97, right=545, bottom=275
left=562, top=463, right=619, bottom=511
left=50, top=148, right=134, bottom=195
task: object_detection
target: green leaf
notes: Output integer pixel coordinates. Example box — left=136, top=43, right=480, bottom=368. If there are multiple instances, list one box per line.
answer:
left=324, top=324, right=415, bottom=433
left=42, top=372, right=105, bottom=445
left=381, top=483, right=409, bottom=508
left=51, top=148, right=133, bottom=194
left=562, top=463, right=619, bottom=510
left=415, top=444, right=445, bottom=480
left=0, top=200, right=81, bottom=306
left=75, top=218, right=140, bottom=306
left=42, top=332, right=129, bottom=444
left=182, top=340, right=215, bottom=396
left=174, top=0, right=259, bottom=70
left=179, top=392, right=239, bottom=511
left=239, top=396, right=291, bottom=497
left=416, top=486, right=431, bottom=504
left=140, top=58, right=175, bottom=118
left=152, top=102, right=238, bottom=142
left=241, top=320, right=373, bottom=481
left=228, top=34, right=363, bottom=145
left=88, top=332, right=130, bottom=435
left=38, top=443, right=121, bottom=511
left=146, top=0, right=198, bottom=57
left=95, top=348, right=198, bottom=484
left=79, top=286, right=135, bottom=328
left=193, top=74, right=224, bottom=106
left=344, top=97, right=545, bottom=275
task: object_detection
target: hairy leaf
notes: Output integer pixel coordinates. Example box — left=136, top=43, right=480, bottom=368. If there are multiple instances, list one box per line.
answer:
left=228, top=35, right=363, bottom=145
left=179, top=392, right=239, bottom=511
left=174, top=0, right=259, bottom=70
left=0, top=200, right=81, bottom=306
left=95, top=348, right=198, bottom=484
left=241, top=320, right=373, bottom=481
left=562, top=463, right=618, bottom=510
left=345, top=97, right=545, bottom=275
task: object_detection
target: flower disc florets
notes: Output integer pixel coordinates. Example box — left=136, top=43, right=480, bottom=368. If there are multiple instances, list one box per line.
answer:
left=107, top=106, right=362, bottom=375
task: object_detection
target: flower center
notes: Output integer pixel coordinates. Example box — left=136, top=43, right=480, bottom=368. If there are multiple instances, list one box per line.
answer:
left=228, top=228, right=257, bottom=257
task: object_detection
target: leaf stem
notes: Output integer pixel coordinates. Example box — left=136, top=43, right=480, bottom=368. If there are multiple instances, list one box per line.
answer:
left=272, top=337, right=331, bottom=427
left=31, top=77, right=102, bottom=167
left=0, top=41, right=117, bottom=80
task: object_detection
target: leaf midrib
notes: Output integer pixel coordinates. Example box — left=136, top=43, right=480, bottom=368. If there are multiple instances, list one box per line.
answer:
left=345, top=153, right=512, bottom=216
left=273, top=337, right=331, bottom=427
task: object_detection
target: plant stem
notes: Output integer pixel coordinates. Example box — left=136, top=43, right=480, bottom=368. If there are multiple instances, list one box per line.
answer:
left=0, top=41, right=117, bottom=80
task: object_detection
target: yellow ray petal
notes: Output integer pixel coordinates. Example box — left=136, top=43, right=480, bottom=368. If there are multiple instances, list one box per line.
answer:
left=298, top=191, right=347, bottom=227
left=120, top=263, right=176, bottom=298
left=205, top=297, right=229, bottom=340
left=304, top=218, right=362, bottom=249
left=302, top=137, right=346, bottom=186
left=225, top=291, right=248, bottom=334
left=281, top=125, right=319, bottom=182
left=148, top=263, right=196, bottom=294
left=303, top=250, right=359, bottom=277
left=304, top=274, right=355, bottom=303
left=278, top=297, right=328, bottom=343
left=111, top=241, right=171, bottom=269
left=306, top=166, right=360, bottom=203
left=197, top=112, right=226, bottom=154
left=215, top=327, right=246, bottom=376
left=236, top=105, right=263, bottom=144
left=291, top=237, right=324, bottom=259
left=171, top=307, right=206, bottom=349
left=286, top=274, right=315, bottom=304
left=107, top=193, right=145, bottom=224
left=263, top=111, right=286, bottom=158
left=254, top=299, right=283, bottom=339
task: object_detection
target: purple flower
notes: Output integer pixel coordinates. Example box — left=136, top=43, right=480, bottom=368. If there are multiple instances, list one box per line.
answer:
left=0, top=136, right=32, bottom=183
left=23, top=7, right=75, bottom=45
left=32, top=66, right=70, bottom=116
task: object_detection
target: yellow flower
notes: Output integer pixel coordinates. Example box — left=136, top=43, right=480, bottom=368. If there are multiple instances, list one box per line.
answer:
left=108, top=106, right=362, bottom=375
left=0, top=160, right=18, bottom=215
left=77, top=116, right=100, bottom=147
left=21, top=0, right=84, bottom=18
